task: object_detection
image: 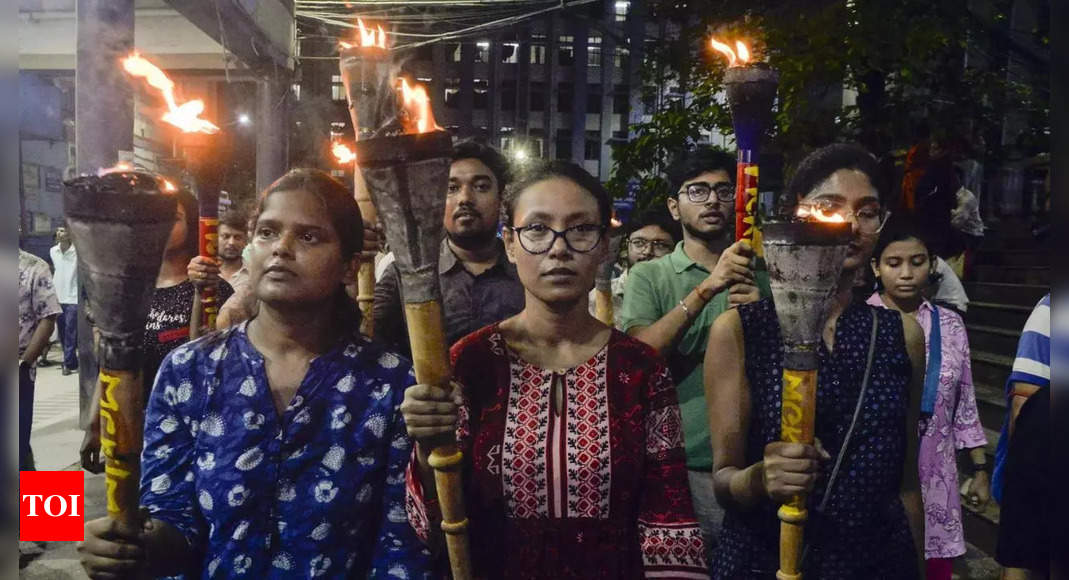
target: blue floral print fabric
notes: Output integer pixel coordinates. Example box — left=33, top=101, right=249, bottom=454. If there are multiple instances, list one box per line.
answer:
left=140, top=322, right=431, bottom=579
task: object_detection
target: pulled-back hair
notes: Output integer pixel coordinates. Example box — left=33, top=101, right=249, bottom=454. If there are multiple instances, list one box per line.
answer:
left=666, top=147, right=736, bottom=193
left=787, top=143, right=886, bottom=203
left=259, top=169, right=363, bottom=258
left=872, top=215, right=944, bottom=288
left=502, top=160, right=613, bottom=227
left=255, top=169, right=364, bottom=333
left=453, top=140, right=512, bottom=193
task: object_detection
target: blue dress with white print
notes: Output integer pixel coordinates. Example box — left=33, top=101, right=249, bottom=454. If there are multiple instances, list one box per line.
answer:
left=140, top=322, right=431, bottom=579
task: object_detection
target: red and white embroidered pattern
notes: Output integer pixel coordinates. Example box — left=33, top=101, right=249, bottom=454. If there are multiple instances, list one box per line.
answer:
left=565, top=350, right=611, bottom=519
left=646, top=404, right=684, bottom=459
left=502, top=361, right=550, bottom=518
left=638, top=520, right=708, bottom=578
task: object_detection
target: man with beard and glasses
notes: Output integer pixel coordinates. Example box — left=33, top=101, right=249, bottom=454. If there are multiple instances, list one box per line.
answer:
left=620, top=147, right=770, bottom=558
left=374, top=140, right=525, bottom=357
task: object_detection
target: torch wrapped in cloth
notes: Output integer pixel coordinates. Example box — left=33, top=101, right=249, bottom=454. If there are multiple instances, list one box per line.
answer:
left=64, top=170, right=177, bottom=535
left=339, top=20, right=394, bottom=336
left=189, top=181, right=220, bottom=340
left=355, top=130, right=472, bottom=579
left=762, top=220, right=851, bottom=579
left=712, top=39, right=779, bottom=256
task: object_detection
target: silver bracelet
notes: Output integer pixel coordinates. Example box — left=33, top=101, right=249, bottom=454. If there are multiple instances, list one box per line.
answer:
left=678, top=298, right=691, bottom=317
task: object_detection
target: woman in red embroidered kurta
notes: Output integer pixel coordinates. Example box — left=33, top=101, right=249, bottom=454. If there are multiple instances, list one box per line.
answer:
left=403, top=161, right=707, bottom=579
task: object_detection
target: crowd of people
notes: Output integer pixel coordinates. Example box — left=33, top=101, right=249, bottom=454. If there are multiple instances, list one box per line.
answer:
left=16, top=137, right=1050, bottom=579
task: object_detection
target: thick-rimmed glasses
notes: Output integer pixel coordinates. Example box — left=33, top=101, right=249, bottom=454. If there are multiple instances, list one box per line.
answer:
left=797, top=198, right=891, bottom=234
left=679, top=181, right=735, bottom=204
left=628, top=237, right=674, bottom=256
left=509, top=223, right=605, bottom=254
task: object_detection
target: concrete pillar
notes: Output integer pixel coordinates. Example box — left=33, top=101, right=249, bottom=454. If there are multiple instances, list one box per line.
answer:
left=74, top=0, right=135, bottom=429
left=75, top=0, right=134, bottom=173
left=571, top=21, right=589, bottom=167
left=256, top=77, right=290, bottom=193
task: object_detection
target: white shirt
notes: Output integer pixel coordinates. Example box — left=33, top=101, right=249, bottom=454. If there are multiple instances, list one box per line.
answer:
left=49, top=243, right=78, bottom=304
left=930, top=257, right=969, bottom=312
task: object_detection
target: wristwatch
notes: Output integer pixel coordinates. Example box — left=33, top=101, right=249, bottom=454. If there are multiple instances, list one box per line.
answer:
left=972, top=462, right=990, bottom=474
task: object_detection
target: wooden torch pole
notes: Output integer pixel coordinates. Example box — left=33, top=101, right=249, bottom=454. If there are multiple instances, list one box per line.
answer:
left=777, top=367, right=818, bottom=579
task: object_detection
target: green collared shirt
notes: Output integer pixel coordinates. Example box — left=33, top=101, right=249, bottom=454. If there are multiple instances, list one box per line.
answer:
left=620, top=241, right=771, bottom=471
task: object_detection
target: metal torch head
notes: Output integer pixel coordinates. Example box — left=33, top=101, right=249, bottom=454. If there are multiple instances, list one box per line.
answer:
left=339, top=47, right=398, bottom=140
left=354, top=131, right=454, bottom=303
left=762, top=220, right=852, bottom=369
left=723, top=63, right=780, bottom=152
left=64, top=171, right=178, bottom=370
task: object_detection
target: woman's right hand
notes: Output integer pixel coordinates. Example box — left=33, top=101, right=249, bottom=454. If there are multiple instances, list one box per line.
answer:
left=761, top=440, right=830, bottom=504
left=78, top=517, right=145, bottom=579
left=187, top=255, right=221, bottom=289
left=400, top=382, right=461, bottom=458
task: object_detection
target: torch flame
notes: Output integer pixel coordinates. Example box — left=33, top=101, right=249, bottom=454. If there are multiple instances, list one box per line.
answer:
left=122, top=53, right=220, bottom=134
left=96, top=162, right=134, bottom=176
left=341, top=18, right=387, bottom=50
left=710, top=37, right=752, bottom=67
left=397, top=77, right=442, bottom=134
left=332, top=142, right=357, bottom=164
left=161, top=179, right=177, bottom=192
left=796, top=205, right=847, bottom=223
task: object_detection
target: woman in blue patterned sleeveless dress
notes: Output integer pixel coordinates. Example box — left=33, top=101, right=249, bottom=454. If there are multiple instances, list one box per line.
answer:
left=703, top=144, right=928, bottom=579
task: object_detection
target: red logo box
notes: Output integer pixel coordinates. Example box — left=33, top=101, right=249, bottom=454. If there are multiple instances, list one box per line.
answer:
left=20, top=471, right=85, bottom=541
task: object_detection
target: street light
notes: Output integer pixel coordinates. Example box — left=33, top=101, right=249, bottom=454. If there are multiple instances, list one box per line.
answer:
left=237, top=113, right=251, bottom=126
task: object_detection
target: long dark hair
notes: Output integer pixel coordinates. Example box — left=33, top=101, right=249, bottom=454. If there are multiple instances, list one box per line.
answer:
left=502, top=160, right=613, bottom=227
left=255, top=169, right=365, bottom=334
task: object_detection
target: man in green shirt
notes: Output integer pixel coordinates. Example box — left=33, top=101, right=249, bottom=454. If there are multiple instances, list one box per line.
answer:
left=621, top=148, right=769, bottom=554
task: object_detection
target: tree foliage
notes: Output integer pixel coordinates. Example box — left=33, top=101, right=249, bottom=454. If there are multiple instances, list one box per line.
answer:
left=608, top=0, right=1049, bottom=207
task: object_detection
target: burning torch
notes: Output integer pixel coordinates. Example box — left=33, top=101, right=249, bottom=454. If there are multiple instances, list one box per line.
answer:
left=340, top=20, right=472, bottom=578
left=121, top=53, right=222, bottom=339
left=339, top=19, right=392, bottom=337
left=711, top=38, right=779, bottom=256
left=64, top=169, right=177, bottom=535
left=762, top=213, right=850, bottom=580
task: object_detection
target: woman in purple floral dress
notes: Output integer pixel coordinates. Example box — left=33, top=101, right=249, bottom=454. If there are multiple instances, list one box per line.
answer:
left=868, top=218, right=989, bottom=580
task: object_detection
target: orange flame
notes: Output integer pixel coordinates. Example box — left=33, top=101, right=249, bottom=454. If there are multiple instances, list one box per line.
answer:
left=340, top=18, right=387, bottom=49
left=332, top=142, right=357, bottom=164
left=710, top=37, right=752, bottom=67
left=796, top=205, right=847, bottom=223
left=122, top=53, right=220, bottom=134
left=96, top=162, right=134, bottom=176
left=397, top=78, right=441, bottom=134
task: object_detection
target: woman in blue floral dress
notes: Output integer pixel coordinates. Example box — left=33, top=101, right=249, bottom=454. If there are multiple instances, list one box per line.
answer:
left=79, top=169, right=431, bottom=579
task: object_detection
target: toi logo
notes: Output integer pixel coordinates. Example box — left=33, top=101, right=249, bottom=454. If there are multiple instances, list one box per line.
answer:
left=20, top=471, right=85, bottom=541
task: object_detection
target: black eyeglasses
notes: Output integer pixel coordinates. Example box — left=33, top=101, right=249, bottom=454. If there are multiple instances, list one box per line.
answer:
left=509, top=223, right=605, bottom=254
left=679, top=181, right=734, bottom=204
left=628, top=237, right=674, bottom=255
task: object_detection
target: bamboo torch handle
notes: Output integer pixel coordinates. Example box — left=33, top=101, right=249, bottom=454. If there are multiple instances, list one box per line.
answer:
left=594, top=289, right=613, bottom=326
left=97, top=369, right=145, bottom=537
left=402, top=301, right=472, bottom=580
left=777, top=367, right=818, bottom=580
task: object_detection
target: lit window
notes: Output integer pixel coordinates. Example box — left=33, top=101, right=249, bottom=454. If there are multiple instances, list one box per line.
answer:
left=502, top=42, right=519, bottom=64
left=331, top=74, right=345, bottom=101
left=614, top=1, right=630, bottom=22
left=530, top=44, right=546, bottom=64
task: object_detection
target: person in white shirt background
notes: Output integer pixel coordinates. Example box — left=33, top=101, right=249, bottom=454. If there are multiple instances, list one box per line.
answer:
left=49, top=225, right=79, bottom=375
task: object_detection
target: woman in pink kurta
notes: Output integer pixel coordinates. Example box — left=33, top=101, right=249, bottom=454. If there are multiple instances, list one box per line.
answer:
left=401, top=161, right=707, bottom=579
left=869, top=220, right=989, bottom=580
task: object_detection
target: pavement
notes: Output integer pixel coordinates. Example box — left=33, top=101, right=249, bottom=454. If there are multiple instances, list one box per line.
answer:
left=20, top=345, right=105, bottom=580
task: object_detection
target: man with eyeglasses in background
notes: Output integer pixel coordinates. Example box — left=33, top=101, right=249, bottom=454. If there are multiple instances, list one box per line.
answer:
left=588, top=207, right=680, bottom=328
left=620, top=147, right=770, bottom=559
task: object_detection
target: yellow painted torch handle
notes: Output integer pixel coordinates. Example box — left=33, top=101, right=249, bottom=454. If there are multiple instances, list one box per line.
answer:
left=98, top=369, right=145, bottom=537
left=777, top=367, right=818, bottom=580
left=402, top=301, right=472, bottom=580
